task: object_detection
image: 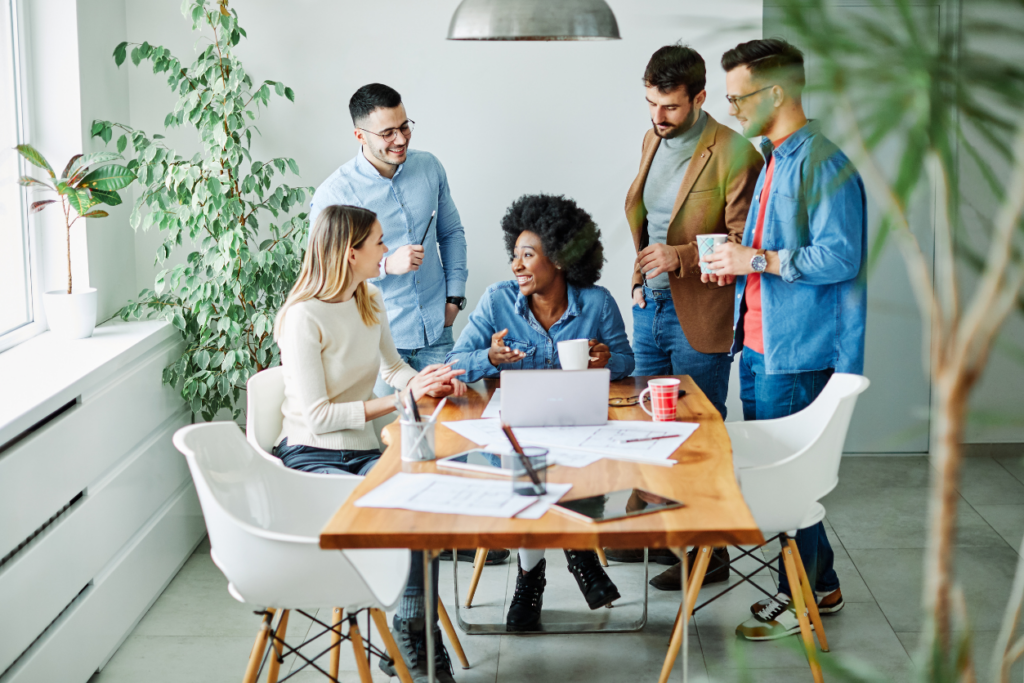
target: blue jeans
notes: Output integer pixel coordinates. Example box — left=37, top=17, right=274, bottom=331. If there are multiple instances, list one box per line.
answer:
left=739, top=346, right=839, bottom=596
left=273, top=439, right=380, bottom=475
left=272, top=440, right=437, bottom=627
left=632, top=287, right=732, bottom=419
left=374, top=325, right=455, bottom=398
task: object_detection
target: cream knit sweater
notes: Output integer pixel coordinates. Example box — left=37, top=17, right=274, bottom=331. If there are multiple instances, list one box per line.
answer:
left=275, top=286, right=418, bottom=451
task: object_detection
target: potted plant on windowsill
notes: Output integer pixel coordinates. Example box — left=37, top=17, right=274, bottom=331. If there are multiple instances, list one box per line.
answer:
left=16, top=144, right=135, bottom=339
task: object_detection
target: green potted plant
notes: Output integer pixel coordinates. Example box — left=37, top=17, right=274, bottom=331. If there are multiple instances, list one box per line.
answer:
left=16, top=145, right=135, bottom=339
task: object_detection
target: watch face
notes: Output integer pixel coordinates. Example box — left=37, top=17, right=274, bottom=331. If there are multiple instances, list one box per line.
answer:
left=751, top=254, right=768, bottom=273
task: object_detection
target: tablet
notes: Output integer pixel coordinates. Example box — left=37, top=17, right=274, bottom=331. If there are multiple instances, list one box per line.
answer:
left=435, top=449, right=553, bottom=477
left=553, top=488, right=684, bottom=523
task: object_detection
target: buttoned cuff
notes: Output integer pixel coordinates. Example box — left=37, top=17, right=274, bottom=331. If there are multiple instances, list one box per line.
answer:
left=777, top=248, right=801, bottom=283
left=378, top=259, right=388, bottom=279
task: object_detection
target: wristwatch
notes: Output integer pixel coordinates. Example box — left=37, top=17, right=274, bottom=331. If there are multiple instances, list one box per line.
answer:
left=750, top=249, right=768, bottom=274
left=446, top=296, right=467, bottom=310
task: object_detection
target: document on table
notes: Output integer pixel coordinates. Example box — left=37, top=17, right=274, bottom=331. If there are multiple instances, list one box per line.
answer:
left=355, top=473, right=572, bottom=518
left=441, top=419, right=698, bottom=466
left=481, top=389, right=501, bottom=419
left=514, top=482, right=574, bottom=519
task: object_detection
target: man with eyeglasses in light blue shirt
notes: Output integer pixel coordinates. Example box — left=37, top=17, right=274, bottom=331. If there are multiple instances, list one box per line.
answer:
left=309, top=83, right=469, bottom=399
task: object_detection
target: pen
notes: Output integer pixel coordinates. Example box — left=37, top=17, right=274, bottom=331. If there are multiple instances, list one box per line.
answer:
left=616, top=434, right=679, bottom=443
left=407, top=389, right=423, bottom=422
left=500, top=423, right=542, bottom=489
left=418, top=210, right=436, bottom=246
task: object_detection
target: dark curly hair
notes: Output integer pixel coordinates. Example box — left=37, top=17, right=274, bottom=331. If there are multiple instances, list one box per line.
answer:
left=644, top=43, right=706, bottom=98
left=500, top=194, right=605, bottom=288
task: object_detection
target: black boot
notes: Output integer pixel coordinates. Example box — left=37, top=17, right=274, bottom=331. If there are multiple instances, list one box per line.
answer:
left=506, top=556, right=546, bottom=632
left=564, top=549, right=621, bottom=609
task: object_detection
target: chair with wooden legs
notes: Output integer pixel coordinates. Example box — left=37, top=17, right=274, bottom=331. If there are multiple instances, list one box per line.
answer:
left=175, top=422, right=469, bottom=682
left=658, top=373, right=870, bottom=683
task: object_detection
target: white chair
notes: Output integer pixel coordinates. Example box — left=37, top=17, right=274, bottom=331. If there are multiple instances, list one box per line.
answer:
left=659, top=373, right=870, bottom=683
left=175, top=421, right=417, bottom=683
left=246, top=365, right=288, bottom=466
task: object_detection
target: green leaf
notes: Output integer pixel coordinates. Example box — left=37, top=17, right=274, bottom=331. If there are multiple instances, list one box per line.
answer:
left=131, top=46, right=141, bottom=67
left=284, top=87, right=294, bottom=102
left=113, top=41, right=128, bottom=67
left=172, top=313, right=186, bottom=331
left=16, top=145, right=55, bottom=178
left=90, top=189, right=123, bottom=206
left=116, top=134, right=128, bottom=154
left=80, top=210, right=110, bottom=218
left=274, top=82, right=284, bottom=97
left=67, top=189, right=100, bottom=215
left=286, top=158, right=299, bottom=175
left=78, top=164, right=136, bottom=191
left=69, top=152, right=123, bottom=181
left=101, top=126, right=112, bottom=144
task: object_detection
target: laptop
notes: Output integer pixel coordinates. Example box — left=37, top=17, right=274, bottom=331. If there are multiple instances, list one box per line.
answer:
left=499, top=369, right=610, bottom=427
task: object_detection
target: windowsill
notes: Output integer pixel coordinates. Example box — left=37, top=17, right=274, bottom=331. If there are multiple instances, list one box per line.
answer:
left=0, top=319, right=179, bottom=447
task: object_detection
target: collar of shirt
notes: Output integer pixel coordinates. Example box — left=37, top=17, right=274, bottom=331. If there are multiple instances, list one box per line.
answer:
left=759, top=119, right=819, bottom=161
left=514, top=283, right=582, bottom=330
left=662, top=109, right=707, bottom=154
left=354, top=147, right=406, bottom=181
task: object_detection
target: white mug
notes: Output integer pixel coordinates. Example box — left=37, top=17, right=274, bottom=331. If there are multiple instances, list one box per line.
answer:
left=557, top=338, right=591, bottom=371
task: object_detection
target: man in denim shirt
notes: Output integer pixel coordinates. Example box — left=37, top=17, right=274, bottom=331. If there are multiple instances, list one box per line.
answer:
left=705, top=39, right=867, bottom=641
left=310, top=84, right=468, bottom=396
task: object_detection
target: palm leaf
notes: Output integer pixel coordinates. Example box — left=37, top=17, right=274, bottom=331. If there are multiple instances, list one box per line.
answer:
left=16, top=144, right=55, bottom=178
left=77, top=164, right=136, bottom=191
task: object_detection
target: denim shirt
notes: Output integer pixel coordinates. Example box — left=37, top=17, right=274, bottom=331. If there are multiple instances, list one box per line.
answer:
left=732, top=121, right=868, bottom=374
left=447, top=281, right=635, bottom=383
left=309, top=150, right=468, bottom=350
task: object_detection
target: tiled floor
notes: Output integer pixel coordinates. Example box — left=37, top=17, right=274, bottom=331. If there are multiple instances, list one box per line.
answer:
left=88, top=451, right=1024, bottom=683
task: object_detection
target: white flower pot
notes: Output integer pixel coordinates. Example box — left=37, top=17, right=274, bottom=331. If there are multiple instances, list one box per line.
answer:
left=43, top=288, right=98, bottom=339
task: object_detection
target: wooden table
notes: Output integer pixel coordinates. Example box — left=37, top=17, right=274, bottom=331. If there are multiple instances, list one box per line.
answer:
left=320, top=376, right=762, bottom=682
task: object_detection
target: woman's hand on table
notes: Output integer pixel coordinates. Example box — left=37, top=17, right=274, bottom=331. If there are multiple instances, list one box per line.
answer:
left=408, top=363, right=465, bottom=401
left=427, top=378, right=466, bottom=399
left=488, top=328, right=526, bottom=366
left=588, top=339, right=611, bottom=369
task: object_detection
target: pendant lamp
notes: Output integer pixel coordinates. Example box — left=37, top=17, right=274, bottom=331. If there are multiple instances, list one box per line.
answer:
left=447, top=0, right=621, bottom=41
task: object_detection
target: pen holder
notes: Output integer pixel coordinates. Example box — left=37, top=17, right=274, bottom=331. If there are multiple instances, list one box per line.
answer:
left=512, top=447, right=548, bottom=496
left=401, top=420, right=436, bottom=462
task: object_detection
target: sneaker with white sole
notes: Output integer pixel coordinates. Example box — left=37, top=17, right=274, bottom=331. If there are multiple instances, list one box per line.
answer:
left=748, top=587, right=844, bottom=617
left=736, top=593, right=807, bottom=641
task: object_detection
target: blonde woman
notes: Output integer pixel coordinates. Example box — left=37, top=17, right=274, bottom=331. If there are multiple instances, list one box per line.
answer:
left=273, top=204, right=464, bottom=683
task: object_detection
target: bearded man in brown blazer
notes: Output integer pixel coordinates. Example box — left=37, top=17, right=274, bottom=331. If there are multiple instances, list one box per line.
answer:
left=606, top=44, right=762, bottom=590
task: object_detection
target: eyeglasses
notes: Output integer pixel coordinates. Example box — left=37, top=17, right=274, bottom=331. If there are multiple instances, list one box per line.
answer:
left=725, top=86, right=775, bottom=107
left=609, top=390, right=686, bottom=407
left=359, top=120, right=415, bottom=143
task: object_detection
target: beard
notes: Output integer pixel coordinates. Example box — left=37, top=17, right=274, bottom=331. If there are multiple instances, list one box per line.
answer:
left=369, top=141, right=406, bottom=166
left=653, top=107, right=699, bottom=140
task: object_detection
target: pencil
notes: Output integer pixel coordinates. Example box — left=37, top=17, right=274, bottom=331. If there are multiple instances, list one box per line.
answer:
left=418, top=210, right=436, bottom=246
left=501, top=423, right=542, bottom=489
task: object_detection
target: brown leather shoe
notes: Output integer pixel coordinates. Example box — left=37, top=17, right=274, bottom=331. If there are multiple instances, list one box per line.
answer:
left=603, top=547, right=678, bottom=565
left=649, top=548, right=730, bottom=591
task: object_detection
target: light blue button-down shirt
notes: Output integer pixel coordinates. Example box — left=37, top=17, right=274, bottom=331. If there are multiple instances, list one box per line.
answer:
left=731, top=121, right=867, bottom=374
left=447, top=280, right=635, bottom=383
left=309, top=150, right=468, bottom=349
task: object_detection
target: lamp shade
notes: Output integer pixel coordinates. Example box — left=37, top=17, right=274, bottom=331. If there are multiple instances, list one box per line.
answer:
left=447, top=0, right=621, bottom=41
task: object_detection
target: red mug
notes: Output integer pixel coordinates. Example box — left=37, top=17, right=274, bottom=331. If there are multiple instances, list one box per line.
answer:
left=639, top=378, right=681, bottom=422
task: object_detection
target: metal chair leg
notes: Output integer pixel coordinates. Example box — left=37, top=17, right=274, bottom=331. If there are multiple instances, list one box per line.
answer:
left=658, top=546, right=712, bottom=683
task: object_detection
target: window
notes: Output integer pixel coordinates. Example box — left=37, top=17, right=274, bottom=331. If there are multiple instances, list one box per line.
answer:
left=0, top=0, right=35, bottom=352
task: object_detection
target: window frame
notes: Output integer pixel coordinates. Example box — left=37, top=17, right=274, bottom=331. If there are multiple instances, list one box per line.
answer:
left=0, top=0, right=45, bottom=354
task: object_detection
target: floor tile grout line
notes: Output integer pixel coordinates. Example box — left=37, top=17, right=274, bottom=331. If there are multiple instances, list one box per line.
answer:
left=993, top=454, right=1024, bottom=487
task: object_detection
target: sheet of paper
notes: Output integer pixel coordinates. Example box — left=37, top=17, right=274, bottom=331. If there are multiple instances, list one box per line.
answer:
left=441, top=419, right=698, bottom=466
left=513, top=482, right=574, bottom=519
left=355, top=473, right=538, bottom=518
left=481, top=389, right=501, bottom=419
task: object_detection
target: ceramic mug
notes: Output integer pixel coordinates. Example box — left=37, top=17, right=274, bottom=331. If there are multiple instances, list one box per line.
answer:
left=639, top=378, right=681, bottom=422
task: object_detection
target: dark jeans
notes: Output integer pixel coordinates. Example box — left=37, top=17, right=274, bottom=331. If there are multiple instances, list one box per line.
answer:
left=273, top=439, right=437, bottom=626
left=632, top=286, right=732, bottom=419
left=273, top=438, right=381, bottom=476
left=739, top=346, right=840, bottom=596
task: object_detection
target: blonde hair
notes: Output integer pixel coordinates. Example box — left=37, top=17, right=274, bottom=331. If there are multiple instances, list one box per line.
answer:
left=274, top=205, right=382, bottom=339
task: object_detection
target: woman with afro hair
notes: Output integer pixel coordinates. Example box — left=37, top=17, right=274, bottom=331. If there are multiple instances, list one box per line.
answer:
left=446, top=194, right=634, bottom=632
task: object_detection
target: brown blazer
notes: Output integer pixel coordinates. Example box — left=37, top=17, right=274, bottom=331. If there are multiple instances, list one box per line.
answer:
left=625, top=113, right=763, bottom=354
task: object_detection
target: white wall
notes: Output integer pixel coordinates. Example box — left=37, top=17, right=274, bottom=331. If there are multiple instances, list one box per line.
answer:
left=123, top=0, right=762, bottom=337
